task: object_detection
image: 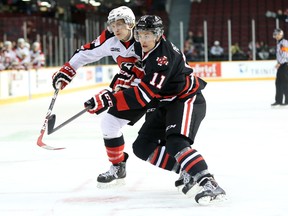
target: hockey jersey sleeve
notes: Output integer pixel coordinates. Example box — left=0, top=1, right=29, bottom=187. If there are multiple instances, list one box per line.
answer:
left=113, top=55, right=173, bottom=111
left=68, top=30, right=113, bottom=70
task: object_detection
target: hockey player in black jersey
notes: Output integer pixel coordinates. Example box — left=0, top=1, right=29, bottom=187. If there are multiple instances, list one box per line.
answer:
left=84, top=15, right=226, bottom=205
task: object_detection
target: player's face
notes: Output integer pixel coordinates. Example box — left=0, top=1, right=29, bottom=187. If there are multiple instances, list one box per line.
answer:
left=137, top=31, right=157, bottom=52
left=109, top=19, right=131, bottom=41
left=274, top=34, right=283, bottom=41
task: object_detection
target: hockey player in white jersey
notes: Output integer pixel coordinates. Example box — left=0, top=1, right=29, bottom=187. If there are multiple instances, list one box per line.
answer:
left=52, top=6, right=148, bottom=187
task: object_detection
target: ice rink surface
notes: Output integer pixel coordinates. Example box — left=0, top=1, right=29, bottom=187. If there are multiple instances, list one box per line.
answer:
left=1, top=80, right=288, bottom=216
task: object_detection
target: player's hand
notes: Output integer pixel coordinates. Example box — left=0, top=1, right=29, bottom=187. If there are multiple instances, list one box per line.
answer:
left=52, top=62, right=76, bottom=90
left=121, top=61, right=145, bottom=79
left=110, top=68, right=135, bottom=91
left=109, top=62, right=145, bottom=91
left=84, top=89, right=115, bottom=114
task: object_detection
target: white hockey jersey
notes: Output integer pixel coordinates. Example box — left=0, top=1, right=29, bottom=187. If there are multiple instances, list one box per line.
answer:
left=69, top=29, right=139, bottom=70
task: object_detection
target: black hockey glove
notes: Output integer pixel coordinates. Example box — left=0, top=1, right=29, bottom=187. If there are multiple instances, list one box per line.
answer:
left=84, top=89, right=115, bottom=114
left=109, top=62, right=144, bottom=91
left=52, top=62, right=76, bottom=90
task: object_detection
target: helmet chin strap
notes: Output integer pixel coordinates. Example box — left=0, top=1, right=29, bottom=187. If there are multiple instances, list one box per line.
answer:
left=121, top=28, right=134, bottom=42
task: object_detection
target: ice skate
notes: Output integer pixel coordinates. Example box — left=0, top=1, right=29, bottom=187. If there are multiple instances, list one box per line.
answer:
left=195, top=176, right=226, bottom=205
left=181, top=171, right=201, bottom=197
left=271, top=102, right=282, bottom=107
left=175, top=171, right=185, bottom=192
left=97, top=153, right=128, bottom=188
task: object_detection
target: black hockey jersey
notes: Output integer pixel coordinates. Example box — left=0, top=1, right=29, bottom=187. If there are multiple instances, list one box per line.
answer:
left=113, top=36, right=207, bottom=111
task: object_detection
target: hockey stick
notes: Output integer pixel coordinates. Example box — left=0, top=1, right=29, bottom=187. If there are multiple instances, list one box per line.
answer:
left=47, top=105, right=92, bottom=135
left=36, top=86, right=65, bottom=150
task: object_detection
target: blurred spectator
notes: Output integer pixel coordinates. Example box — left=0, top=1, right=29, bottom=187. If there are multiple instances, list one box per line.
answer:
left=258, top=41, right=270, bottom=60
left=193, top=30, right=204, bottom=44
left=185, top=31, right=195, bottom=43
left=210, top=40, right=224, bottom=60
left=183, top=40, right=198, bottom=61
left=247, top=41, right=260, bottom=60
left=266, top=8, right=288, bottom=22
left=193, top=31, right=205, bottom=59
left=14, top=38, right=31, bottom=70
left=231, top=42, right=246, bottom=60
left=184, top=30, right=202, bottom=61
left=30, top=42, right=45, bottom=69
left=1, top=41, right=19, bottom=70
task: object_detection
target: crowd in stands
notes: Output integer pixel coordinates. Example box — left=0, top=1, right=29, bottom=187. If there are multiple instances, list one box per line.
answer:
left=0, top=38, right=45, bottom=71
left=183, top=30, right=276, bottom=62
left=0, top=0, right=165, bottom=24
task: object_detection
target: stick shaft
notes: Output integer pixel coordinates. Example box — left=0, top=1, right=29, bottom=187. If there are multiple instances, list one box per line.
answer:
left=48, top=106, right=91, bottom=135
left=37, top=88, right=65, bottom=150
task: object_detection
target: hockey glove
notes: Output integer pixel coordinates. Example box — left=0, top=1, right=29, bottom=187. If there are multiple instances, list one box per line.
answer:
left=52, top=62, right=76, bottom=90
left=84, top=89, right=115, bottom=114
left=110, top=62, right=145, bottom=91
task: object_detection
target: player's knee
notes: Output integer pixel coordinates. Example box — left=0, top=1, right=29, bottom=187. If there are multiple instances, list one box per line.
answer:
left=166, top=134, right=191, bottom=157
left=133, top=135, right=158, bottom=160
left=100, top=113, right=128, bottom=138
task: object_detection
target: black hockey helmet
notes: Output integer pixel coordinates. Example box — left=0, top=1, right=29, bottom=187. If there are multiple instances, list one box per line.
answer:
left=134, top=15, right=164, bottom=41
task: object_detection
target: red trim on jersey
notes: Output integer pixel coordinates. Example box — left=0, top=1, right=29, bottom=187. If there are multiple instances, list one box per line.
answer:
left=114, top=91, right=130, bottom=111
left=184, top=156, right=204, bottom=172
left=178, top=75, right=192, bottom=95
left=132, top=65, right=145, bottom=79
left=179, top=75, right=200, bottom=99
left=139, top=82, right=158, bottom=98
left=182, top=97, right=194, bottom=136
left=83, top=43, right=91, bottom=49
left=122, top=41, right=132, bottom=49
left=135, top=87, right=147, bottom=107
left=116, top=56, right=137, bottom=67
left=99, top=30, right=107, bottom=44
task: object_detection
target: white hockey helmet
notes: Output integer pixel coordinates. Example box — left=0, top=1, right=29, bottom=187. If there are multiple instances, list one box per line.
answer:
left=17, top=38, right=25, bottom=45
left=107, top=6, right=135, bottom=30
left=32, top=41, right=41, bottom=50
left=4, top=41, right=12, bottom=48
left=273, top=28, right=284, bottom=38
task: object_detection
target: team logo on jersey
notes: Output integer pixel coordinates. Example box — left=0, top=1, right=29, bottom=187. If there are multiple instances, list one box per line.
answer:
left=111, top=47, right=120, bottom=52
left=156, top=56, right=168, bottom=66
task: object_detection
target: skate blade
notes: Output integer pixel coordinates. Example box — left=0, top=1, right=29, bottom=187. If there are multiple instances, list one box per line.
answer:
left=97, top=178, right=126, bottom=189
left=271, top=105, right=288, bottom=109
left=197, top=194, right=227, bottom=205
left=177, top=185, right=184, bottom=193
left=197, top=196, right=212, bottom=205
left=184, top=185, right=202, bottom=198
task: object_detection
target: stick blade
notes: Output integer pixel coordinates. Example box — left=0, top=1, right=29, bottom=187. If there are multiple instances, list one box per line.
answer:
left=47, top=114, right=56, bottom=135
left=37, top=130, right=65, bottom=150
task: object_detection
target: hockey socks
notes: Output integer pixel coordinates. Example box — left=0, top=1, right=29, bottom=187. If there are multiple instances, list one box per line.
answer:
left=148, top=146, right=180, bottom=173
left=104, top=135, right=125, bottom=164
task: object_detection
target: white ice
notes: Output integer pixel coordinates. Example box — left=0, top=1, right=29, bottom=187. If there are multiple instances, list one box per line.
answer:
left=1, top=80, right=288, bottom=216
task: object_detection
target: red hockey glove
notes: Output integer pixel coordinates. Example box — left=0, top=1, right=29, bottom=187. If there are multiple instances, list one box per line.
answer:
left=52, top=62, right=76, bottom=90
left=84, top=89, right=115, bottom=114
left=109, top=62, right=145, bottom=92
